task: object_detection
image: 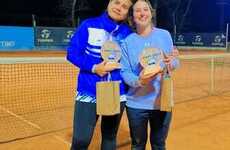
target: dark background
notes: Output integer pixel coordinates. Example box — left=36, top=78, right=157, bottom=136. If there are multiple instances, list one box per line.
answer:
left=0, top=0, right=229, bottom=33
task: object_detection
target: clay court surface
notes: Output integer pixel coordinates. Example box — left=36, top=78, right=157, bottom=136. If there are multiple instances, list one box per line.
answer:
left=0, top=50, right=230, bottom=150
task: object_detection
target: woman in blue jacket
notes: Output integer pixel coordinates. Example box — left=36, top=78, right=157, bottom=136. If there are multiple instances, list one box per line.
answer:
left=66, top=0, right=135, bottom=149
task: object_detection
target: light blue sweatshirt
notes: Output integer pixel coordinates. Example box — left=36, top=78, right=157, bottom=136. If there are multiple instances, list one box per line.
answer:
left=120, top=27, right=180, bottom=110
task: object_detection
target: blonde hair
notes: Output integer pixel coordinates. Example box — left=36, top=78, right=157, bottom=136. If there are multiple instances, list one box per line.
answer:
left=128, top=0, right=156, bottom=30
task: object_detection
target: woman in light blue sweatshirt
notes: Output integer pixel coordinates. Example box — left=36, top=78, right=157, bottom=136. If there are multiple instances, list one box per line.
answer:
left=120, top=0, right=179, bottom=149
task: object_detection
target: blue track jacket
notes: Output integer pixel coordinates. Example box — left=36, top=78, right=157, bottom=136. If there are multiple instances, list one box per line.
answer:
left=67, top=12, right=132, bottom=97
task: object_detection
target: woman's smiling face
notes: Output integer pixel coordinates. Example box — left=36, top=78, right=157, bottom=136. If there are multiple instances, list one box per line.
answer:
left=133, top=0, right=152, bottom=28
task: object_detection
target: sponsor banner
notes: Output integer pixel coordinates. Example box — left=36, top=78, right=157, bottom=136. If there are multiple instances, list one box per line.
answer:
left=35, top=27, right=75, bottom=46
left=175, top=33, right=227, bottom=48
left=0, top=26, right=34, bottom=50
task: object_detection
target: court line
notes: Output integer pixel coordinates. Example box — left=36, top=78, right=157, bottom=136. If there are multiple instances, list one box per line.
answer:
left=0, top=105, right=41, bottom=130
left=53, top=135, right=71, bottom=146
left=0, top=104, right=71, bottom=147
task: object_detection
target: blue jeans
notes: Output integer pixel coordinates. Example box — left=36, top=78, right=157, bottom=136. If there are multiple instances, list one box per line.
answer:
left=126, top=107, right=172, bottom=150
left=71, top=101, right=126, bottom=150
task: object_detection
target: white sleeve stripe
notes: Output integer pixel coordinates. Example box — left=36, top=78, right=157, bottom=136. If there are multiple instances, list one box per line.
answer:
left=86, top=46, right=101, bottom=53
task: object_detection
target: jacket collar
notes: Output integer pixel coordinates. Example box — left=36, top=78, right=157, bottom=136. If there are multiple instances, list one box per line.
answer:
left=100, top=12, right=122, bottom=33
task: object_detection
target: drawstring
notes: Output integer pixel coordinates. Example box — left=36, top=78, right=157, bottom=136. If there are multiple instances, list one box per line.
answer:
left=107, top=72, right=111, bottom=81
left=101, top=71, right=111, bottom=82
left=108, top=25, right=119, bottom=41
left=162, top=51, right=171, bottom=78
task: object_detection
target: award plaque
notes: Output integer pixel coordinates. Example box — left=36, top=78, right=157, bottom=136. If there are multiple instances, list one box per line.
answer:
left=139, top=47, right=163, bottom=75
left=101, top=40, right=121, bottom=63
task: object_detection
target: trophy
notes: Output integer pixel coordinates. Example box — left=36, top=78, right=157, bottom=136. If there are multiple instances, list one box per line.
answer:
left=101, top=41, right=121, bottom=63
left=139, top=47, right=163, bottom=76
left=96, top=40, right=121, bottom=115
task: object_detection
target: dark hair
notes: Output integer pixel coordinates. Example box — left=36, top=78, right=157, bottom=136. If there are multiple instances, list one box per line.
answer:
left=109, top=0, right=137, bottom=4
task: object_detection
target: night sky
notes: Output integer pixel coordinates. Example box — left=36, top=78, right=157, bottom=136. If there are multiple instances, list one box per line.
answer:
left=156, top=0, right=230, bottom=33
left=0, top=0, right=229, bottom=32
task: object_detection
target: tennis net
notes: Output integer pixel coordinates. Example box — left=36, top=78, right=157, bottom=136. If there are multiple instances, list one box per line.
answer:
left=174, top=53, right=230, bottom=103
left=0, top=57, right=78, bottom=143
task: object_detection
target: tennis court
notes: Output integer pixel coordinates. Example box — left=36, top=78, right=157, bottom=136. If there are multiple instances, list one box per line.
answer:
left=0, top=50, right=230, bottom=150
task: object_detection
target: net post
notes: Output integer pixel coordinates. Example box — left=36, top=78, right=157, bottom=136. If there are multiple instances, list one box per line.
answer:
left=32, top=14, right=37, bottom=50
left=210, top=56, right=215, bottom=95
left=226, top=23, right=229, bottom=52
left=32, top=14, right=36, bottom=28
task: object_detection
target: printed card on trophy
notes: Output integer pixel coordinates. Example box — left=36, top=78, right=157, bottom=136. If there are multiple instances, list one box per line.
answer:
left=96, top=40, right=121, bottom=116
left=139, top=47, right=163, bottom=76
